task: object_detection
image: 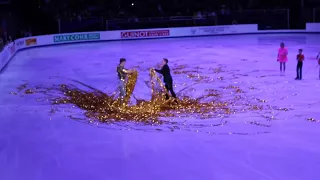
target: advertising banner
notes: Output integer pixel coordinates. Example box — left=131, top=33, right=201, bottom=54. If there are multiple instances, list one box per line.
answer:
left=190, top=26, right=235, bottom=36
left=53, top=33, right=100, bottom=43
left=121, top=30, right=170, bottom=39
left=25, top=38, right=37, bottom=46
left=16, top=40, right=24, bottom=47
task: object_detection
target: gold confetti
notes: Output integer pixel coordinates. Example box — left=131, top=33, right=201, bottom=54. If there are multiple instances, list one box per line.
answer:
left=307, top=118, right=319, bottom=122
left=24, top=89, right=34, bottom=94
left=14, top=66, right=291, bottom=132
left=17, top=83, right=28, bottom=91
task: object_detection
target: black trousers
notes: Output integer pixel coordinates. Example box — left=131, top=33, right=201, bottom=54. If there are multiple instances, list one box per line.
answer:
left=296, top=62, right=303, bottom=79
left=165, top=83, right=176, bottom=99
left=280, top=62, right=286, bottom=71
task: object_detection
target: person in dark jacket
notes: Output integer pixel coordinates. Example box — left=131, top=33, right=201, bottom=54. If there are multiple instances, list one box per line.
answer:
left=295, top=49, right=304, bottom=80
left=154, top=58, right=177, bottom=100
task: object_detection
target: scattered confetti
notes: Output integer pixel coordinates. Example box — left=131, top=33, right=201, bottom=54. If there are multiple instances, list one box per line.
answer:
left=12, top=66, right=293, bottom=133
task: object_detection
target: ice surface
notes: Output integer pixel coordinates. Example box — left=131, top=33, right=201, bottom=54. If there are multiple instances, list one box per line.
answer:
left=0, top=34, right=320, bottom=180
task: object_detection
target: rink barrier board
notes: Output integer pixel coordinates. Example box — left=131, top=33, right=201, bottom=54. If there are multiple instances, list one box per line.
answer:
left=1, top=23, right=320, bottom=73
left=0, top=24, right=257, bottom=73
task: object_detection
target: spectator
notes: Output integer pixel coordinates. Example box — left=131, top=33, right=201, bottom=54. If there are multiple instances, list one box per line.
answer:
left=24, top=29, right=32, bottom=37
left=7, top=36, right=12, bottom=43
left=1, top=31, right=8, bottom=44
left=197, top=11, right=203, bottom=18
left=77, top=14, right=82, bottom=22
left=17, top=30, right=25, bottom=39
left=0, top=37, right=3, bottom=51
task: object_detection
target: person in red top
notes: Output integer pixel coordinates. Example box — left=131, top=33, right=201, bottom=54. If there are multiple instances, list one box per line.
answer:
left=295, top=49, right=304, bottom=80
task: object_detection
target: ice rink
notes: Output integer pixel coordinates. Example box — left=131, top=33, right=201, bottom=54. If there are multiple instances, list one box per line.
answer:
left=1, top=33, right=320, bottom=180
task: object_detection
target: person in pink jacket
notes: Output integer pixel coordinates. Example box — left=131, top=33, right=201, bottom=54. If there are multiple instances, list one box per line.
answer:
left=277, top=42, right=288, bottom=75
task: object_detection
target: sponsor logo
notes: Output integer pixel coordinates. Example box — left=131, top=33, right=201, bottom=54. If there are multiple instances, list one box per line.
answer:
left=53, top=33, right=100, bottom=43
left=121, top=30, right=170, bottom=38
left=16, top=40, right=24, bottom=47
left=198, top=26, right=229, bottom=34
left=25, top=38, right=37, bottom=46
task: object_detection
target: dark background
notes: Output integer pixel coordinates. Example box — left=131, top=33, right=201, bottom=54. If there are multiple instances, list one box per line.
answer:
left=1, top=0, right=320, bottom=39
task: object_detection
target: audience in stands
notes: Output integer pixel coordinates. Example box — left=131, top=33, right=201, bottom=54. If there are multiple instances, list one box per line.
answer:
left=0, top=37, right=3, bottom=51
left=0, top=0, right=319, bottom=47
left=0, top=27, right=32, bottom=52
left=47, top=0, right=241, bottom=21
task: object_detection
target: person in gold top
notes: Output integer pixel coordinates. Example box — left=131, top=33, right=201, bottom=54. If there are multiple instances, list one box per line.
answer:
left=117, top=58, right=134, bottom=99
